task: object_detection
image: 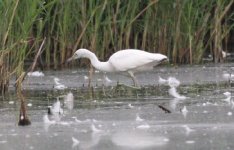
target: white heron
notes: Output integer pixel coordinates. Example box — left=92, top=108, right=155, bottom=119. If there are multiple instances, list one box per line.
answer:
left=67, top=48, right=168, bottom=86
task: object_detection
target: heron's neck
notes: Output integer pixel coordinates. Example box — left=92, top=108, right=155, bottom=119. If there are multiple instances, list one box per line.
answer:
left=86, top=51, right=113, bottom=72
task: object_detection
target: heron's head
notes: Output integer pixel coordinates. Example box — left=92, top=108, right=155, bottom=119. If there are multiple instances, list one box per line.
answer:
left=157, top=54, right=169, bottom=65
left=67, top=48, right=90, bottom=62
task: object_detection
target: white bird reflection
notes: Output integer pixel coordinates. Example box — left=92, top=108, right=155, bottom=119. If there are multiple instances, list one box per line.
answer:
left=112, top=130, right=169, bottom=149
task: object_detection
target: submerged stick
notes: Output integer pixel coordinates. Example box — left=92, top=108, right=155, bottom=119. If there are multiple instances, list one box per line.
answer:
left=16, top=38, right=46, bottom=126
left=158, top=105, right=171, bottom=113
left=16, top=72, right=31, bottom=126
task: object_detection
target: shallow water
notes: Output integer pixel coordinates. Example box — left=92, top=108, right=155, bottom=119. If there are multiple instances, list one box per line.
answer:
left=1, top=64, right=234, bottom=150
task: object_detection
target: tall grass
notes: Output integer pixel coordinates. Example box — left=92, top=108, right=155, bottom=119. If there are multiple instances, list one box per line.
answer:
left=0, top=0, right=234, bottom=93
left=0, top=0, right=233, bottom=125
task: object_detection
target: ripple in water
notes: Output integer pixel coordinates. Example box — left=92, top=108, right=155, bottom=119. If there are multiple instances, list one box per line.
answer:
left=112, top=131, right=169, bottom=149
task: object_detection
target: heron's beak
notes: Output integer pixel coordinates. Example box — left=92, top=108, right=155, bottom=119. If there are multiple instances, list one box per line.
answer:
left=160, top=58, right=169, bottom=64
left=66, top=56, right=74, bottom=63
left=165, top=58, right=169, bottom=63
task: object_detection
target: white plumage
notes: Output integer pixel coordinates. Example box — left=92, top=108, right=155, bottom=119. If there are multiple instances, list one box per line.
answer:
left=68, top=48, right=168, bottom=86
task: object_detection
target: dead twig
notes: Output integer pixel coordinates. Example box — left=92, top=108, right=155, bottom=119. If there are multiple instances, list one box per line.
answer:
left=158, top=105, right=171, bottom=113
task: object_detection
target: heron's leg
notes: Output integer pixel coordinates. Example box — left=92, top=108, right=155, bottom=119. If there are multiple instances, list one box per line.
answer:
left=128, top=71, right=139, bottom=87
left=102, top=72, right=106, bottom=85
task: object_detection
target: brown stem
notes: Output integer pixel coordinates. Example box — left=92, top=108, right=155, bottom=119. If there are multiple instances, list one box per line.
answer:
left=16, top=72, right=31, bottom=126
left=30, top=37, right=46, bottom=72
left=16, top=38, right=46, bottom=126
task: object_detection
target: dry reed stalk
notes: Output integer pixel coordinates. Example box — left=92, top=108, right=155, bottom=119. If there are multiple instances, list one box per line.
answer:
left=16, top=72, right=31, bottom=126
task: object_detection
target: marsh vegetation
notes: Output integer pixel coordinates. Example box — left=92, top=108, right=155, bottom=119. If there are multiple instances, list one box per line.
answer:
left=0, top=0, right=233, bottom=126
left=0, top=0, right=234, bottom=93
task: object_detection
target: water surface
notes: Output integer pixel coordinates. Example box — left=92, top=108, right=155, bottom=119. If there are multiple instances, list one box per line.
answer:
left=1, top=64, right=234, bottom=150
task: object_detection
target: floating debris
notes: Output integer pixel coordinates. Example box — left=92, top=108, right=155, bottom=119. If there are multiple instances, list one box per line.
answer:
left=223, top=92, right=231, bottom=97
left=92, top=119, right=99, bottom=123
left=8, top=101, right=14, bottom=105
left=202, top=103, right=207, bottom=106
left=227, top=112, right=232, bottom=116
left=182, top=125, right=195, bottom=135
left=223, top=92, right=231, bottom=104
left=136, top=124, right=150, bottom=129
left=27, top=71, right=44, bottom=77
left=136, top=114, right=144, bottom=122
left=54, top=77, right=67, bottom=90
left=185, top=140, right=195, bottom=144
left=222, top=50, right=231, bottom=58
left=222, top=73, right=234, bottom=80
left=72, top=117, right=82, bottom=123
left=72, top=137, right=80, bottom=148
left=128, top=103, right=134, bottom=108
left=159, top=76, right=180, bottom=88
left=168, top=77, right=180, bottom=88
left=169, top=87, right=186, bottom=99
left=91, top=124, right=102, bottom=133
left=49, top=99, right=63, bottom=115
left=84, top=75, right=89, bottom=80
left=159, top=76, right=186, bottom=99
left=27, top=103, right=32, bottom=107
left=158, top=76, right=168, bottom=85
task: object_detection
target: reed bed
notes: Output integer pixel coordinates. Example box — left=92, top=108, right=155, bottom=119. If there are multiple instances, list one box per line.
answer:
left=0, top=0, right=234, bottom=93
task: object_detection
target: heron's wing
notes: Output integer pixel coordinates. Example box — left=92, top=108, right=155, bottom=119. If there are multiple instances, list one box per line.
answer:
left=108, top=50, right=167, bottom=72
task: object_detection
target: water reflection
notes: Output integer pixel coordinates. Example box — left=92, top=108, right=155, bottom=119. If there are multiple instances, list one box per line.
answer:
left=111, top=130, right=169, bottom=149
left=2, top=64, right=234, bottom=150
left=76, top=131, right=103, bottom=149
left=169, top=98, right=180, bottom=110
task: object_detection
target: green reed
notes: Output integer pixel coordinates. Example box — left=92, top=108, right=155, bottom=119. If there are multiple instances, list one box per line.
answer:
left=0, top=0, right=234, bottom=93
